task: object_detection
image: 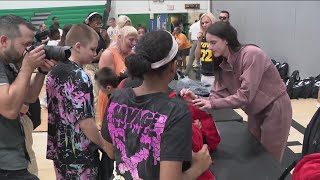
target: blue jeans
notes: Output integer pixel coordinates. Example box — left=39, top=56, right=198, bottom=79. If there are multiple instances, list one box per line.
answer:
left=0, top=169, right=39, bottom=180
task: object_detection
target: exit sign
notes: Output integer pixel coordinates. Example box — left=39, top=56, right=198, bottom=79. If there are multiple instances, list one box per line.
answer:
left=185, top=4, right=200, bottom=9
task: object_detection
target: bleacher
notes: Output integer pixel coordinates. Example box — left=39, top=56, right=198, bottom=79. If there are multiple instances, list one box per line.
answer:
left=0, top=5, right=105, bottom=29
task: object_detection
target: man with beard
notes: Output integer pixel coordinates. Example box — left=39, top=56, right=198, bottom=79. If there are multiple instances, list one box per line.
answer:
left=0, top=15, right=56, bottom=179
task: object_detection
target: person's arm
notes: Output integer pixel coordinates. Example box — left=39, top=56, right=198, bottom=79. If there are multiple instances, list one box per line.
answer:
left=99, top=49, right=115, bottom=71
left=25, top=73, right=45, bottom=103
left=0, top=46, right=46, bottom=119
left=101, top=100, right=115, bottom=159
left=80, top=118, right=114, bottom=158
left=69, top=71, right=113, bottom=157
left=93, top=49, right=104, bottom=62
left=159, top=103, right=210, bottom=179
left=160, top=145, right=211, bottom=180
left=207, top=48, right=267, bottom=109
left=26, top=59, right=57, bottom=103
left=194, top=32, right=203, bottom=61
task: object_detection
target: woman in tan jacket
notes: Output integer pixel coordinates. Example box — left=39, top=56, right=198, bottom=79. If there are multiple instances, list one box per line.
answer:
left=181, top=22, right=292, bottom=162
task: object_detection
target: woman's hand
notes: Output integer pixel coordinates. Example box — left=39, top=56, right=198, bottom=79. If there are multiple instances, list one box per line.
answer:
left=192, top=99, right=212, bottom=111
left=180, top=88, right=197, bottom=103
left=197, top=32, right=203, bottom=41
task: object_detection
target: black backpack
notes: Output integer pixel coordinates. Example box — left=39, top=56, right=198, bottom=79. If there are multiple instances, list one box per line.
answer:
left=291, top=70, right=300, bottom=83
left=291, top=78, right=315, bottom=99
left=286, top=70, right=301, bottom=99
left=284, top=77, right=295, bottom=98
left=271, top=59, right=281, bottom=71
left=279, top=107, right=320, bottom=179
left=278, top=62, right=289, bottom=79
left=311, top=80, right=320, bottom=99
left=299, top=77, right=315, bottom=99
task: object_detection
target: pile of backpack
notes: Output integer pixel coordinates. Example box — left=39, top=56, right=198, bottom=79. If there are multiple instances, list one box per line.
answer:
left=271, top=59, right=320, bottom=99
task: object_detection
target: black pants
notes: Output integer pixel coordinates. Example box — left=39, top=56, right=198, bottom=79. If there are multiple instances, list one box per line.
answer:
left=98, top=153, right=114, bottom=180
left=0, top=169, right=39, bottom=180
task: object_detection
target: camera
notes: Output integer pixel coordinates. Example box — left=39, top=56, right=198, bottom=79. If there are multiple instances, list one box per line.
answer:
left=34, top=30, right=49, bottom=43
left=29, top=45, right=71, bottom=62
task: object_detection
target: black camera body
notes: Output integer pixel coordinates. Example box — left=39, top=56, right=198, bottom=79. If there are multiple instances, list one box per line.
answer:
left=34, top=30, right=49, bottom=43
left=29, top=45, right=71, bottom=62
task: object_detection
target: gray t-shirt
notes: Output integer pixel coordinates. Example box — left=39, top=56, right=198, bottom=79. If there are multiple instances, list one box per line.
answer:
left=0, top=61, right=28, bottom=170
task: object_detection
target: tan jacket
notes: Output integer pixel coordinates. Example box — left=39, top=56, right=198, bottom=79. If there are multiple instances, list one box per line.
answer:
left=206, top=45, right=287, bottom=115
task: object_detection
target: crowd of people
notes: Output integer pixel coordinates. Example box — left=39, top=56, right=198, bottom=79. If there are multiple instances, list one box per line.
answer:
left=0, top=9, right=294, bottom=180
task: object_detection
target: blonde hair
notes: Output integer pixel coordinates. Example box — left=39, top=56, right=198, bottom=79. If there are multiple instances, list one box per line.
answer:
left=65, top=24, right=99, bottom=47
left=117, top=25, right=138, bottom=38
left=117, top=15, right=132, bottom=28
left=200, top=12, right=217, bottom=32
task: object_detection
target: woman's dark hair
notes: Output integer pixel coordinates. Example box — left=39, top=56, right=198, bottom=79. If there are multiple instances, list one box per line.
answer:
left=136, top=24, right=147, bottom=33
left=207, top=21, right=242, bottom=82
left=48, top=28, right=60, bottom=40
left=57, top=24, right=72, bottom=46
left=85, top=12, right=102, bottom=24
left=125, top=30, right=176, bottom=79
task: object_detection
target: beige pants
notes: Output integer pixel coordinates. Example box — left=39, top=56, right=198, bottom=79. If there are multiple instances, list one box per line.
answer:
left=248, top=93, right=292, bottom=162
left=84, top=63, right=99, bottom=111
left=21, top=115, right=38, bottom=176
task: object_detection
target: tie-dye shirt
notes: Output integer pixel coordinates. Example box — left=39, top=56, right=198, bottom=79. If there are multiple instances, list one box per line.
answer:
left=101, top=88, right=192, bottom=180
left=46, top=60, right=96, bottom=165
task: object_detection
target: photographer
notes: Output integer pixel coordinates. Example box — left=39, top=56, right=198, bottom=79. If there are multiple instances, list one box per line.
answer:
left=0, top=15, right=56, bottom=179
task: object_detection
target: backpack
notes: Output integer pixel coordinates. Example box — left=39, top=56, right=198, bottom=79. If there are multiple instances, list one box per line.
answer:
left=299, top=77, right=315, bottom=99
left=291, top=78, right=315, bottom=99
left=279, top=107, right=320, bottom=179
left=271, top=59, right=281, bottom=71
left=311, top=81, right=320, bottom=99
left=278, top=62, right=289, bottom=79
left=285, top=70, right=301, bottom=99
left=284, top=77, right=295, bottom=98
left=291, top=70, right=300, bottom=83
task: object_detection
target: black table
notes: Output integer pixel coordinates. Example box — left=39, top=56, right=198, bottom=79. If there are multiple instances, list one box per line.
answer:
left=211, top=121, right=291, bottom=180
left=209, top=108, right=243, bottom=122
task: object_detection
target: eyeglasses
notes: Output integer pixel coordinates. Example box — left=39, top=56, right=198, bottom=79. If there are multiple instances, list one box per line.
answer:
left=219, top=16, right=227, bottom=20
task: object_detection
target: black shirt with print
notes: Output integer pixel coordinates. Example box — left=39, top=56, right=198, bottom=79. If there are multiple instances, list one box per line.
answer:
left=101, top=88, right=192, bottom=179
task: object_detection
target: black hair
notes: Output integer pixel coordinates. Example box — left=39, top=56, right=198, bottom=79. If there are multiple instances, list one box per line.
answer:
left=49, top=28, right=60, bottom=39
left=207, top=21, right=241, bottom=82
left=199, top=13, right=204, bottom=19
left=220, top=10, right=230, bottom=18
left=0, top=15, right=36, bottom=39
left=125, top=30, right=176, bottom=79
left=136, top=24, right=147, bottom=32
left=95, top=67, right=119, bottom=88
left=52, top=16, right=57, bottom=21
left=58, top=24, right=72, bottom=46
left=174, top=26, right=182, bottom=33
left=86, top=12, right=102, bottom=24
left=109, top=17, right=115, bottom=21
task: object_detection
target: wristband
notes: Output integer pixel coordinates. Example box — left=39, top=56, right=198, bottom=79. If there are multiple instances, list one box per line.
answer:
left=37, top=67, right=48, bottom=75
